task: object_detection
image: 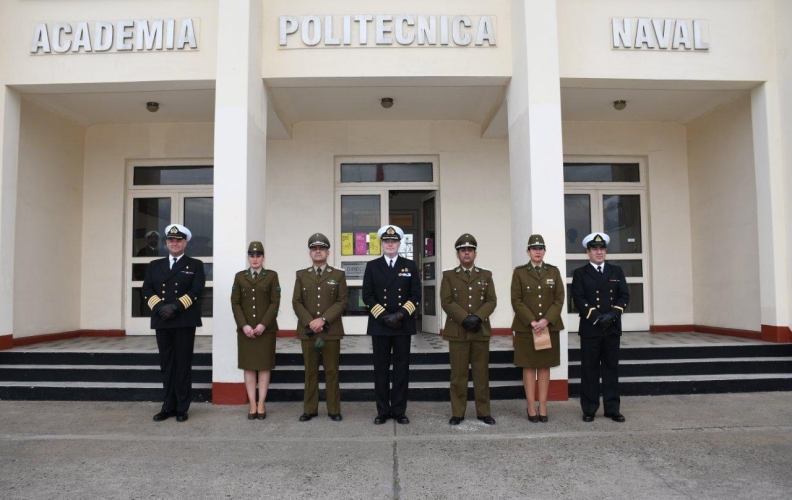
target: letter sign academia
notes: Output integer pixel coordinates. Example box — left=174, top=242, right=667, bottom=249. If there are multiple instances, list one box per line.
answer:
left=31, top=19, right=199, bottom=54
left=611, top=18, right=709, bottom=51
left=279, top=15, right=497, bottom=48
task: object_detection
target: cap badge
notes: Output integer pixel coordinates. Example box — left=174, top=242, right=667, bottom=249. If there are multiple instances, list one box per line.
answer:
left=169, top=227, right=179, bottom=234
left=386, top=227, right=396, bottom=235
left=594, top=234, right=604, bottom=242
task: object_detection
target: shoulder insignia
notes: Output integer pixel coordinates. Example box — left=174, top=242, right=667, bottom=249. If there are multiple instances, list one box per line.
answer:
left=327, top=266, right=333, bottom=271
left=276, top=286, right=281, bottom=292
left=515, top=264, right=529, bottom=270
left=544, top=262, right=557, bottom=268
left=455, top=267, right=461, bottom=273
left=232, top=284, right=236, bottom=291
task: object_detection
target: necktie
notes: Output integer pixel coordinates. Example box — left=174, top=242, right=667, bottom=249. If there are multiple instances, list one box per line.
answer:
left=316, top=268, right=322, bottom=278
left=171, top=257, right=177, bottom=269
left=465, top=269, right=471, bottom=278
left=597, top=265, right=602, bottom=273
left=389, top=260, right=394, bottom=269
left=534, top=265, right=541, bottom=275
left=253, top=271, right=258, bottom=280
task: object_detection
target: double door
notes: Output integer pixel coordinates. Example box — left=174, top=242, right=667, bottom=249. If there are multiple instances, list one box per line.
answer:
left=126, top=190, right=214, bottom=335
left=564, top=189, right=649, bottom=331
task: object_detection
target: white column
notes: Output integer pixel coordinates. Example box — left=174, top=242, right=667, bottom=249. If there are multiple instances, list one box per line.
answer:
left=212, top=0, right=268, bottom=399
left=751, top=82, right=790, bottom=342
left=0, top=87, right=22, bottom=347
left=507, top=0, right=568, bottom=384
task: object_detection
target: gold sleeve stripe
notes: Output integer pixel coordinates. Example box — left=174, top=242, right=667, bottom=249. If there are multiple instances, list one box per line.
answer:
left=613, top=306, right=624, bottom=312
left=371, top=304, right=386, bottom=318
left=586, top=307, right=596, bottom=320
left=178, top=295, right=193, bottom=309
left=148, top=296, right=162, bottom=308
left=403, top=301, right=416, bottom=315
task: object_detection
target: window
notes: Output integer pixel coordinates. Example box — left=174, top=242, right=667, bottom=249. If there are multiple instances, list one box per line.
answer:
left=340, top=163, right=433, bottom=183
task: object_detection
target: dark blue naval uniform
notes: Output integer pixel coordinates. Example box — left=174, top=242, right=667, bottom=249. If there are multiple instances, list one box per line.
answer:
left=362, top=255, right=421, bottom=417
left=571, top=262, right=630, bottom=415
left=142, top=255, right=205, bottom=414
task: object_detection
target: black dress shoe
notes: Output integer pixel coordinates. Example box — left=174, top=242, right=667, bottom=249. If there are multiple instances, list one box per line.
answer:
left=247, top=412, right=257, bottom=420
left=538, top=414, right=548, bottom=423
left=394, top=414, right=410, bottom=425
left=604, top=412, right=626, bottom=422
left=477, top=416, right=496, bottom=425
left=374, top=415, right=390, bottom=425
left=449, top=416, right=463, bottom=425
left=582, top=413, right=595, bottom=422
left=329, top=414, right=343, bottom=421
left=175, top=412, right=188, bottom=422
left=152, top=411, right=174, bottom=422
left=299, top=413, right=318, bottom=422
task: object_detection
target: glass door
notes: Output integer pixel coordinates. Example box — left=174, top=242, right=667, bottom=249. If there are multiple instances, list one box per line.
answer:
left=420, top=192, right=440, bottom=334
left=126, top=189, right=213, bottom=335
left=563, top=159, right=650, bottom=332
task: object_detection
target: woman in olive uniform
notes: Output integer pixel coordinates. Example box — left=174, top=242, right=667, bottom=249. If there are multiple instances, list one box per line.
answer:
left=511, top=234, right=565, bottom=422
left=231, top=241, right=281, bottom=419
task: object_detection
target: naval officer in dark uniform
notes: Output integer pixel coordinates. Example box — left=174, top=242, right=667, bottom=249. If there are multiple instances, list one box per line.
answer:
left=440, top=234, right=497, bottom=426
left=571, top=232, right=630, bottom=423
left=142, top=224, right=206, bottom=422
left=292, top=233, right=349, bottom=422
left=362, top=225, right=421, bottom=425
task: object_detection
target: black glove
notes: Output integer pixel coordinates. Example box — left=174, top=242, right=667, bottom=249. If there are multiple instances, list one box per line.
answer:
left=322, top=321, right=330, bottom=332
left=597, top=312, right=615, bottom=330
left=461, top=315, right=482, bottom=332
left=157, top=304, right=178, bottom=321
left=304, top=326, right=315, bottom=337
left=384, top=312, right=404, bottom=329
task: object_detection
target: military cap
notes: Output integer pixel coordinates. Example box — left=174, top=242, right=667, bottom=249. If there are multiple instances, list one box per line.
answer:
left=454, top=233, right=477, bottom=250
left=145, top=230, right=160, bottom=239
left=308, top=233, right=331, bottom=249
left=582, top=232, right=610, bottom=248
left=164, top=224, right=191, bottom=241
left=247, top=241, right=264, bottom=255
left=527, top=234, right=546, bottom=249
left=377, top=225, right=404, bottom=241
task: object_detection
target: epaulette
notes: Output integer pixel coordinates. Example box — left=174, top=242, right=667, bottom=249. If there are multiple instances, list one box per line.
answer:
left=544, top=262, right=557, bottom=268
left=515, top=264, right=529, bottom=269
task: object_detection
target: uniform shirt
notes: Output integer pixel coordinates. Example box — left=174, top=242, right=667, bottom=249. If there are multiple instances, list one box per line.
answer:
left=440, top=265, right=497, bottom=340
left=142, top=255, right=206, bottom=330
left=362, top=255, right=421, bottom=336
left=231, top=268, right=280, bottom=332
left=510, top=261, right=565, bottom=333
left=292, top=265, right=349, bottom=340
left=571, top=262, right=630, bottom=338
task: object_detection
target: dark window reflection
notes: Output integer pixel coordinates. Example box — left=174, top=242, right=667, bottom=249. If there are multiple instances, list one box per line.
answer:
left=423, top=286, right=436, bottom=316
left=132, top=198, right=171, bottom=257
left=603, top=195, right=642, bottom=253
left=133, top=166, right=214, bottom=186
left=343, top=287, right=369, bottom=316
left=563, top=163, right=640, bottom=182
left=564, top=194, right=591, bottom=254
left=340, top=163, right=433, bottom=183
left=184, top=197, right=214, bottom=257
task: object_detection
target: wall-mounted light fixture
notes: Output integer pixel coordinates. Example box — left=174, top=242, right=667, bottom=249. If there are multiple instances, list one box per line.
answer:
left=146, top=101, right=160, bottom=112
left=381, top=97, right=394, bottom=109
left=613, top=100, right=627, bottom=111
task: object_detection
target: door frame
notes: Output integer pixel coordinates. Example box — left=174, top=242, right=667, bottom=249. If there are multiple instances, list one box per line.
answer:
left=563, top=156, right=651, bottom=332
left=124, top=159, right=214, bottom=336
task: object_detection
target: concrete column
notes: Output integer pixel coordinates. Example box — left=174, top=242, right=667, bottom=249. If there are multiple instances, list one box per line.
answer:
left=212, top=0, right=268, bottom=402
left=751, top=82, right=790, bottom=343
left=507, top=0, right=568, bottom=396
left=0, top=87, right=22, bottom=349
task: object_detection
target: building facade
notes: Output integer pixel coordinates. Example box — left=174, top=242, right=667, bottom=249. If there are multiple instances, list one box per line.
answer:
left=0, top=0, right=790, bottom=402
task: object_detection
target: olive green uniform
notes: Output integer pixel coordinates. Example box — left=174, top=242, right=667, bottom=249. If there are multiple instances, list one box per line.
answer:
left=510, top=262, right=565, bottom=367
left=440, top=266, right=497, bottom=418
left=231, top=268, right=281, bottom=370
left=292, top=265, right=349, bottom=415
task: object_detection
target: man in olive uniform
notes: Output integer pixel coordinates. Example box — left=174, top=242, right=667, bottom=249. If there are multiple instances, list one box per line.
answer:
left=571, top=232, right=630, bottom=423
left=440, top=234, right=497, bottom=425
left=292, top=233, right=349, bottom=422
left=142, top=224, right=205, bottom=423
left=362, top=225, right=421, bottom=425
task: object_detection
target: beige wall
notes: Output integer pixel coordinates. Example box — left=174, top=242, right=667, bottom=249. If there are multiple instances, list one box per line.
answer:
left=265, top=120, right=511, bottom=333
left=15, top=100, right=85, bottom=337
left=687, top=94, right=760, bottom=331
left=262, top=0, right=511, bottom=80
left=562, top=121, right=694, bottom=326
left=1, top=0, right=217, bottom=86
left=557, top=0, right=774, bottom=82
left=775, top=0, right=792, bottom=328
left=80, top=122, right=214, bottom=330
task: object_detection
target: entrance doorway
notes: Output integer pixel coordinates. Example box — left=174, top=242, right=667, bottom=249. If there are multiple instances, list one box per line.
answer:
left=563, top=157, right=650, bottom=331
left=333, top=157, right=440, bottom=334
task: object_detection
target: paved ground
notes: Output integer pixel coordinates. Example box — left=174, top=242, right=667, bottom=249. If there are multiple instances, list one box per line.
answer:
left=2, top=393, right=791, bottom=499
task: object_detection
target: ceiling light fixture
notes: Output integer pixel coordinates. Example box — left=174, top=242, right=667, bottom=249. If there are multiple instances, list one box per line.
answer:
left=613, top=100, right=627, bottom=111
left=146, top=101, right=160, bottom=112
left=380, top=97, right=394, bottom=109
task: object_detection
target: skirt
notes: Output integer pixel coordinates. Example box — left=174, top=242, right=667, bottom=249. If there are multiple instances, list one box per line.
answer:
left=237, top=330, right=277, bottom=370
left=513, top=330, right=560, bottom=368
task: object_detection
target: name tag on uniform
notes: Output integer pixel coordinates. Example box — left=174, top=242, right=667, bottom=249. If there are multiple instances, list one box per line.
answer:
left=181, top=270, right=194, bottom=275
left=546, top=279, right=555, bottom=285
left=477, top=280, right=488, bottom=286
left=399, top=272, right=411, bottom=277
left=609, top=279, right=620, bottom=282
left=327, top=279, right=338, bottom=285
